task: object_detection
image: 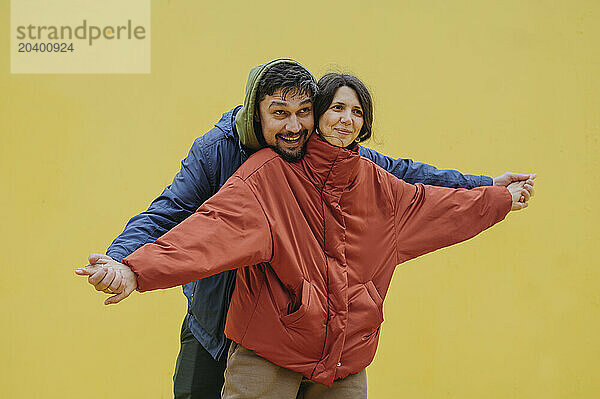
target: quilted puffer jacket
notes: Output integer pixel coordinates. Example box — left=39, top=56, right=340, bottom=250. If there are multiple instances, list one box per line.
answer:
left=123, top=134, right=511, bottom=386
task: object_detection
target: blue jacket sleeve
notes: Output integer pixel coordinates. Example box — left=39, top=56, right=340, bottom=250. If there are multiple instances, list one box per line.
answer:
left=359, top=145, right=493, bottom=189
left=106, top=137, right=215, bottom=262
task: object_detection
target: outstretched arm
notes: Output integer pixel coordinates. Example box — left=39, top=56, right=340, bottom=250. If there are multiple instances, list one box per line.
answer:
left=359, top=146, right=536, bottom=194
left=106, top=136, right=217, bottom=263
left=79, top=136, right=218, bottom=296
left=77, top=176, right=272, bottom=303
left=123, top=176, right=272, bottom=291
left=359, top=146, right=491, bottom=188
left=393, top=179, right=531, bottom=264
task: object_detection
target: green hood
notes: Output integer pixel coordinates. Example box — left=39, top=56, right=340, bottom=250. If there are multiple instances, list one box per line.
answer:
left=235, top=58, right=314, bottom=151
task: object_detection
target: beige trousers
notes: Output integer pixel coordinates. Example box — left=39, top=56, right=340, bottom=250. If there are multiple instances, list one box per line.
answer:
left=221, top=342, right=367, bottom=399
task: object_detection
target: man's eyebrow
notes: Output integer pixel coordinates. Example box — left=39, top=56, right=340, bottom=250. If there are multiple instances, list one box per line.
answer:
left=299, top=99, right=312, bottom=106
left=268, top=101, right=288, bottom=108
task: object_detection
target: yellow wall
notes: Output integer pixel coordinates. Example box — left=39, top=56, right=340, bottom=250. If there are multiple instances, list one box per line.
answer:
left=2, top=1, right=599, bottom=397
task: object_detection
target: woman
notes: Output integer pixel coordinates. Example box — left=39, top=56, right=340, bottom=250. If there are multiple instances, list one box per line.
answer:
left=77, top=74, right=531, bottom=398
left=313, top=73, right=374, bottom=149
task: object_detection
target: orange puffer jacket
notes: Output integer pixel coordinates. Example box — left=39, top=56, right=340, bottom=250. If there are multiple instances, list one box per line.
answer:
left=123, top=134, right=511, bottom=386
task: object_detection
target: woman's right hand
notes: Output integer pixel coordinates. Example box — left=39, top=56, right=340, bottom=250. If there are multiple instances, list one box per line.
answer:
left=75, top=254, right=138, bottom=305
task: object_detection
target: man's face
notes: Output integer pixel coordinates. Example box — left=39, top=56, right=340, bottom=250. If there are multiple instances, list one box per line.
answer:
left=256, top=88, right=314, bottom=162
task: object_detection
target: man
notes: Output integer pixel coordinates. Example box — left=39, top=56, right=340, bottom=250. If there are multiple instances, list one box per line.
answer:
left=79, top=58, right=535, bottom=398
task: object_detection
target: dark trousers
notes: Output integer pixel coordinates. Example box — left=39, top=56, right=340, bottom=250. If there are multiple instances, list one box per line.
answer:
left=173, top=315, right=227, bottom=399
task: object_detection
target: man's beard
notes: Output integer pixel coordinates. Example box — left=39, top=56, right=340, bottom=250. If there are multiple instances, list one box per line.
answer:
left=271, top=129, right=309, bottom=163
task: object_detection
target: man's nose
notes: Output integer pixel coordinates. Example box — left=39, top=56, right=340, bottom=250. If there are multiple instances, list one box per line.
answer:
left=286, top=114, right=302, bottom=133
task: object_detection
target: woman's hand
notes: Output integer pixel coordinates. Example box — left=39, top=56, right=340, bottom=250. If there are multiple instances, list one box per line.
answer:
left=494, top=172, right=536, bottom=203
left=507, top=180, right=534, bottom=211
left=75, top=254, right=138, bottom=305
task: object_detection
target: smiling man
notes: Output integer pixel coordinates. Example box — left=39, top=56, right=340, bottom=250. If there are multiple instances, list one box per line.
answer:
left=253, top=80, right=313, bottom=161
left=79, top=59, right=535, bottom=398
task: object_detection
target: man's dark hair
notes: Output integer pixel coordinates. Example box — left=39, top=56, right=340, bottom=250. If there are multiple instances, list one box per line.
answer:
left=256, top=62, right=318, bottom=104
left=253, top=62, right=317, bottom=147
left=313, top=73, right=373, bottom=143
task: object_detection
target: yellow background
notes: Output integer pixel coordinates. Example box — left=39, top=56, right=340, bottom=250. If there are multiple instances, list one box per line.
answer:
left=2, top=0, right=599, bottom=397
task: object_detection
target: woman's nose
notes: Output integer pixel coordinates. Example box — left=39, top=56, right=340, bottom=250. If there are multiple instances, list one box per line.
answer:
left=340, top=111, right=352, bottom=124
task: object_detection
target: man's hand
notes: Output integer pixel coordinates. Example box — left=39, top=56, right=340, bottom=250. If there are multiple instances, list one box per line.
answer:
left=493, top=172, right=536, bottom=203
left=507, top=181, right=533, bottom=211
left=75, top=255, right=138, bottom=305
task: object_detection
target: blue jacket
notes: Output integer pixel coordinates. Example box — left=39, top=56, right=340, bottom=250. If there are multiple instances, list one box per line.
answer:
left=106, top=106, right=492, bottom=359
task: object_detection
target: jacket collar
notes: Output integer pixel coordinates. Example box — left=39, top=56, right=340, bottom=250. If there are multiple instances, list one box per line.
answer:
left=296, top=134, right=361, bottom=200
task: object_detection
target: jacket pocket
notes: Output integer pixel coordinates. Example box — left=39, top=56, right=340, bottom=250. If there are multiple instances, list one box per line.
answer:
left=280, top=279, right=310, bottom=326
left=363, top=280, right=384, bottom=328
left=347, top=281, right=385, bottom=343
left=365, top=281, right=384, bottom=313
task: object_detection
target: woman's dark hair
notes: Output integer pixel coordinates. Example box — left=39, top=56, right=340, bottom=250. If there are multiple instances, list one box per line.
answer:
left=313, top=73, right=373, bottom=143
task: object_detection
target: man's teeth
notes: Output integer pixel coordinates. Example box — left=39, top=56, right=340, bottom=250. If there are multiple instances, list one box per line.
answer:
left=281, top=135, right=301, bottom=142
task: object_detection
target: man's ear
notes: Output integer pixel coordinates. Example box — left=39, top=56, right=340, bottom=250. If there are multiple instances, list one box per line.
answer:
left=253, top=110, right=261, bottom=122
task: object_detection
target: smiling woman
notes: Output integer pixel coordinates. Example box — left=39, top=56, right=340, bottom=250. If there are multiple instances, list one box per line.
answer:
left=318, top=86, right=364, bottom=147
left=313, top=73, right=374, bottom=148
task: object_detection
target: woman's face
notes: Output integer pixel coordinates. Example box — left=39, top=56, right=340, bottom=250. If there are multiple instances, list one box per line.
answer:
left=318, top=86, right=364, bottom=148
